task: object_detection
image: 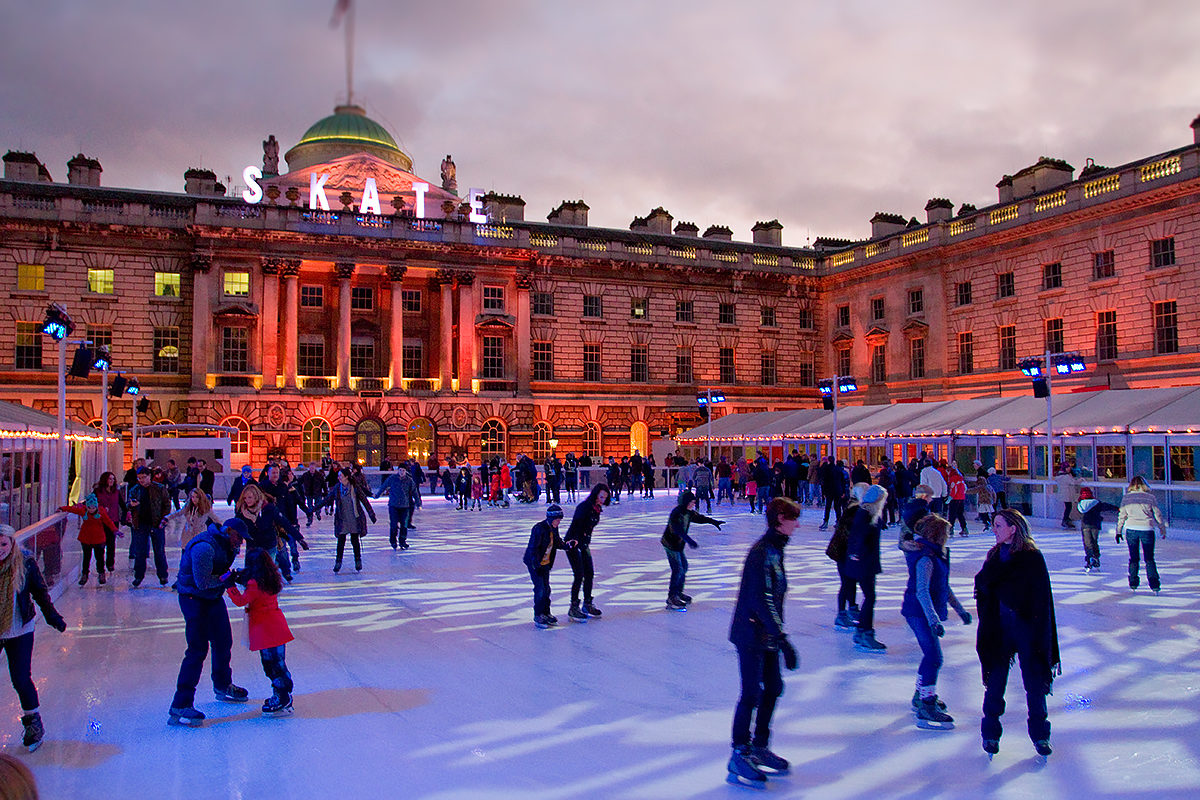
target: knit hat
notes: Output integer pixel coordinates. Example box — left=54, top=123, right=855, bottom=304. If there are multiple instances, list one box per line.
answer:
left=987, top=467, right=996, bottom=475
left=84, top=492, right=99, bottom=508
left=221, top=517, right=249, bottom=541
left=678, top=490, right=697, bottom=507
left=545, top=504, right=564, bottom=521
left=863, top=484, right=887, bottom=505
left=1078, top=487, right=1094, bottom=500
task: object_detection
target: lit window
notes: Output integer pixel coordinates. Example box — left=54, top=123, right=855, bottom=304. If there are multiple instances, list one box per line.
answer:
left=480, top=419, right=506, bottom=461
left=301, top=418, right=331, bottom=463
left=630, top=297, right=647, bottom=319
left=15, top=322, right=43, bottom=370
left=153, top=327, right=179, bottom=373
left=222, top=417, right=251, bottom=456
left=154, top=272, right=181, bottom=297
left=533, top=422, right=553, bottom=461
left=16, top=264, right=44, bottom=291
left=223, top=272, right=249, bottom=296
left=300, top=285, right=324, bottom=308
left=88, top=268, right=114, bottom=294
left=582, top=422, right=602, bottom=458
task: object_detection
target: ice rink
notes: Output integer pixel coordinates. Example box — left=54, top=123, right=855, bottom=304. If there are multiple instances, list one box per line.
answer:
left=8, top=491, right=1200, bottom=799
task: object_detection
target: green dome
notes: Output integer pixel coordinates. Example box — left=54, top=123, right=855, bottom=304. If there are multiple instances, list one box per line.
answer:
left=296, top=105, right=401, bottom=152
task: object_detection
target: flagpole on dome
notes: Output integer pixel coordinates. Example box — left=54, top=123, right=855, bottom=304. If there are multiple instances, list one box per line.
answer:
left=331, top=0, right=355, bottom=106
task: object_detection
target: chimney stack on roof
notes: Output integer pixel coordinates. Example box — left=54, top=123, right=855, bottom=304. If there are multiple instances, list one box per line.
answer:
left=483, top=192, right=525, bottom=223
left=1008, top=157, right=1074, bottom=200
left=1191, top=113, right=1200, bottom=145
left=751, top=219, right=783, bottom=246
left=67, top=154, right=102, bottom=187
left=184, top=168, right=223, bottom=197
left=925, top=198, right=953, bottom=224
left=702, top=224, right=733, bottom=241
left=869, top=212, right=907, bottom=238
left=547, top=199, right=589, bottom=226
left=673, top=221, right=698, bottom=237
left=3, top=151, right=52, bottom=183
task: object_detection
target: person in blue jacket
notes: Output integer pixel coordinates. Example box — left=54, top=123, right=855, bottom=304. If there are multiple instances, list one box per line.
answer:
left=375, top=467, right=421, bottom=550
left=1076, top=487, right=1118, bottom=571
left=522, top=505, right=565, bottom=627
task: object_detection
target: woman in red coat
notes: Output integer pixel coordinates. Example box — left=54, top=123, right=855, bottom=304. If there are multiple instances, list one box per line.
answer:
left=59, top=493, right=116, bottom=586
left=226, top=549, right=294, bottom=715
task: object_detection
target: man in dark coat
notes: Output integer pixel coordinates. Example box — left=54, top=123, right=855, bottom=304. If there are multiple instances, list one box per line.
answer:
left=523, top=505, right=565, bottom=627
left=661, top=490, right=723, bottom=609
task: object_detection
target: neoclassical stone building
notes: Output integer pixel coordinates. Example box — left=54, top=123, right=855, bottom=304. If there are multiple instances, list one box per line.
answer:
left=0, top=106, right=1197, bottom=467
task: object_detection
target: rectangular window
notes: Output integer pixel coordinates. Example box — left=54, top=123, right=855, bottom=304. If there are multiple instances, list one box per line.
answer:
left=532, top=292, right=554, bottom=316
left=958, top=331, right=974, bottom=374
left=837, top=348, right=851, bottom=377
left=88, top=268, right=114, bottom=294
left=16, top=263, right=44, bottom=292
left=870, top=297, right=885, bottom=321
left=836, top=304, right=850, bottom=327
left=630, top=297, right=647, bottom=320
left=719, top=347, right=736, bottom=384
left=298, top=339, right=326, bottom=376
left=223, top=271, right=249, bottom=297
left=910, top=338, right=926, bottom=379
left=154, top=272, right=181, bottom=297
left=760, top=352, right=777, bottom=386
left=675, top=347, right=693, bottom=384
left=482, top=336, right=504, bottom=379
left=718, top=302, right=736, bottom=325
left=1042, top=262, right=1062, bottom=290
left=1097, top=310, right=1118, bottom=361
left=955, top=281, right=973, bottom=306
left=630, top=344, right=648, bottom=382
left=221, top=327, right=249, bottom=372
left=1151, top=237, right=1176, bottom=269
left=583, top=295, right=603, bottom=318
left=86, top=325, right=113, bottom=354
left=870, top=345, right=886, bottom=383
left=1045, top=318, right=1064, bottom=354
left=998, top=325, right=1017, bottom=370
left=908, top=288, right=924, bottom=315
left=797, top=308, right=814, bottom=329
left=397, top=289, right=420, bottom=313
left=350, top=287, right=374, bottom=311
left=300, top=285, right=324, bottom=308
left=798, top=352, right=815, bottom=386
left=402, top=341, right=423, bottom=379
left=15, top=322, right=43, bottom=370
left=675, top=300, right=694, bottom=323
left=1093, top=250, right=1115, bottom=280
left=997, top=272, right=1015, bottom=299
left=482, top=286, right=505, bottom=313
left=583, top=344, right=602, bottom=381
left=1154, top=301, right=1178, bottom=354
left=532, top=341, right=554, bottom=381
left=760, top=305, right=777, bottom=327
left=153, top=327, right=179, bottom=373
left=1096, top=445, right=1127, bottom=481
left=350, top=341, right=375, bottom=377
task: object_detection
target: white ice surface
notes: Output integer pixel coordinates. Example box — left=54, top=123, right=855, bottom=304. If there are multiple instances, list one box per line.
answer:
left=9, top=493, right=1200, bottom=799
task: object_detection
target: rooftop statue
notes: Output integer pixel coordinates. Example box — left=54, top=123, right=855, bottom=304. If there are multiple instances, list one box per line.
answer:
left=263, top=135, right=280, bottom=175
left=441, top=154, right=457, bottom=194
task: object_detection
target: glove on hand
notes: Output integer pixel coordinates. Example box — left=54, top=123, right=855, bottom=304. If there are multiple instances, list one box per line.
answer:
left=1116, top=532, right=1124, bottom=543
left=688, top=541, right=699, bottom=550
left=959, top=611, right=973, bottom=625
left=50, top=616, right=67, bottom=633
left=297, top=537, right=311, bottom=551
left=931, top=621, right=945, bottom=638
left=779, top=637, right=799, bottom=671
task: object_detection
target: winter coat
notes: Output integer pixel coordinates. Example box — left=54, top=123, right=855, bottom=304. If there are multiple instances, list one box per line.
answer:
left=500, top=463, right=512, bottom=489
left=377, top=471, right=420, bottom=509
left=128, top=481, right=170, bottom=529
left=174, top=529, right=237, bottom=600
left=564, top=499, right=602, bottom=550
left=845, top=506, right=883, bottom=580
left=901, top=537, right=960, bottom=626
left=1077, top=498, right=1118, bottom=529
left=1053, top=473, right=1079, bottom=501
left=5, top=554, right=65, bottom=635
left=93, top=486, right=125, bottom=527
left=986, top=473, right=1008, bottom=496
left=820, top=463, right=845, bottom=496
left=164, top=507, right=222, bottom=548
left=227, top=579, right=293, bottom=651
left=729, top=530, right=788, bottom=650
left=948, top=473, right=968, bottom=502
left=661, top=496, right=720, bottom=552
left=226, top=475, right=257, bottom=505
left=60, top=504, right=116, bottom=545
left=974, top=544, right=1060, bottom=691
left=1117, top=490, right=1166, bottom=534
left=236, top=502, right=301, bottom=552
left=919, top=465, right=948, bottom=498
left=851, top=463, right=872, bottom=485
left=324, top=483, right=376, bottom=537
left=691, top=465, right=714, bottom=492
left=523, top=520, right=564, bottom=570
left=894, top=466, right=915, bottom=499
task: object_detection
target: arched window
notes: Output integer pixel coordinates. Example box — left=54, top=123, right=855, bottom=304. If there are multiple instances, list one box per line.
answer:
left=630, top=421, right=649, bottom=457
left=532, top=421, right=552, bottom=461
left=86, top=419, right=102, bottom=429
left=355, top=419, right=386, bottom=467
left=583, top=422, right=602, bottom=458
left=480, top=419, right=507, bottom=462
left=407, top=418, right=435, bottom=463
left=301, top=418, right=331, bottom=463
left=154, top=419, right=176, bottom=437
left=221, top=416, right=251, bottom=455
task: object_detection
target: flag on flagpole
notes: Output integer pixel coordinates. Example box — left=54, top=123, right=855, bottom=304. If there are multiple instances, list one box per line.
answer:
left=330, top=0, right=351, bottom=28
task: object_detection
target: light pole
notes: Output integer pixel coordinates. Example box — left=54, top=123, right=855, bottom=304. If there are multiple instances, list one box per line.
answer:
left=1019, top=350, right=1086, bottom=501
left=92, top=347, right=112, bottom=472
left=819, top=375, right=858, bottom=463
left=40, top=304, right=75, bottom=506
left=696, top=390, right=726, bottom=462
left=125, top=378, right=142, bottom=461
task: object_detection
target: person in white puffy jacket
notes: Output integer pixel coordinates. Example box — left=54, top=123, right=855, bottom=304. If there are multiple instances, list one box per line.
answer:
left=1116, top=476, right=1167, bottom=593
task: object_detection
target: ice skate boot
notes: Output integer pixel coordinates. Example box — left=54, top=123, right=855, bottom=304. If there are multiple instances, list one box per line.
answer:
left=911, top=689, right=947, bottom=712
left=846, top=603, right=861, bottom=623
left=727, top=745, right=767, bottom=787
left=262, top=693, right=293, bottom=716
left=568, top=602, right=588, bottom=623
left=666, top=596, right=687, bottom=611
left=982, top=738, right=1000, bottom=759
left=1034, top=739, right=1052, bottom=758
left=78, top=571, right=88, bottom=587
left=678, top=593, right=692, bottom=604
left=333, top=559, right=342, bottom=574
left=915, top=696, right=955, bottom=730
left=834, top=610, right=856, bottom=630
left=167, top=706, right=206, bottom=727
left=583, top=602, right=602, bottom=618
left=853, top=629, right=887, bottom=653
left=20, top=713, right=43, bottom=751
left=214, top=684, right=249, bottom=703
left=749, top=746, right=790, bottom=775
left=534, top=614, right=553, bottom=628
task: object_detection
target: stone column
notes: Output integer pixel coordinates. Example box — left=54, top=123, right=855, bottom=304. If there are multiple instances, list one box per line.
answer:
left=260, top=257, right=280, bottom=388
left=189, top=254, right=213, bottom=390
left=335, top=261, right=355, bottom=392
left=386, top=261, right=407, bottom=392
left=281, top=259, right=301, bottom=389
left=457, top=271, right=476, bottom=390
left=515, top=271, right=533, bottom=394
left=435, top=269, right=456, bottom=392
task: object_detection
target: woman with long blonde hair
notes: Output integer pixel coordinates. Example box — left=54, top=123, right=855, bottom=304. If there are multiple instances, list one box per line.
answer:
left=165, top=488, right=222, bottom=549
left=0, top=525, right=67, bottom=752
left=1117, top=476, right=1167, bottom=593
left=235, top=484, right=305, bottom=577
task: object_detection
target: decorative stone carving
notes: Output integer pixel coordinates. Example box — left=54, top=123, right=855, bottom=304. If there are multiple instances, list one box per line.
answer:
left=262, top=135, right=279, bottom=175
left=434, top=268, right=458, bottom=286
left=279, top=259, right=301, bottom=277
left=334, top=261, right=356, bottom=280
left=190, top=253, right=212, bottom=273
left=260, top=256, right=281, bottom=275
left=440, top=154, right=457, bottom=194
left=455, top=270, right=476, bottom=287
left=385, top=262, right=408, bottom=282
left=513, top=271, right=534, bottom=290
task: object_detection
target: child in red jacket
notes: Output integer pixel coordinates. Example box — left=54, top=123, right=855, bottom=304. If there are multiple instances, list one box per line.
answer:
left=59, top=493, right=116, bottom=586
left=226, top=549, right=295, bottom=715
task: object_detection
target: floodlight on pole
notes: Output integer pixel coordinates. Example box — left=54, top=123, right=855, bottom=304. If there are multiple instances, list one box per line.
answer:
left=822, top=374, right=858, bottom=461
left=40, top=303, right=74, bottom=341
left=698, top=389, right=727, bottom=462
left=1015, top=350, right=1089, bottom=500
left=92, top=346, right=111, bottom=372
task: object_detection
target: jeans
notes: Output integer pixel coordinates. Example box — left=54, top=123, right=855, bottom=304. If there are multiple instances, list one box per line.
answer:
left=335, top=534, right=362, bottom=566
left=981, top=639, right=1050, bottom=744
left=580, top=469, right=591, bottom=488
left=731, top=645, right=783, bottom=748
left=272, top=545, right=292, bottom=581
left=1081, top=525, right=1101, bottom=568
left=528, top=566, right=551, bottom=616
left=132, top=525, right=168, bottom=583
left=566, top=545, right=594, bottom=605
left=388, top=505, right=410, bottom=547
left=173, top=594, right=233, bottom=708
left=665, top=547, right=688, bottom=599
left=947, top=499, right=967, bottom=533
left=259, top=645, right=293, bottom=698
left=800, top=483, right=811, bottom=504
left=81, top=543, right=104, bottom=574
left=836, top=561, right=858, bottom=612
left=0, top=632, right=38, bottom=712
left=717, top=477, right=733, bottom=505
left=905, top=613, right=943, bottom=687
left=857, top=572, right=877, bottom=631
left=1126, top=529, right=1159, bottom=590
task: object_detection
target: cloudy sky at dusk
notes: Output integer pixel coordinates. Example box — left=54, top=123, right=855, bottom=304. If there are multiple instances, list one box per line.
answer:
left=2, top=0, right=1198, bottom=245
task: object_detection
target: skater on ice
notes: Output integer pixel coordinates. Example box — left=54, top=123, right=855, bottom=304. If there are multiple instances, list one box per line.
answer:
left=846, top=484, right=889, bottom=652
left=563, top=484, right=609, bottom=622
left=660, top=490, right=723, bottom=611
left=226, top=548, right=296, bottom=715
left=1075, top=487, right=1117, bottom=572
left=1116, top=476, right=1168, bottom=593
left=522, top=504, right=566, bottom=628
